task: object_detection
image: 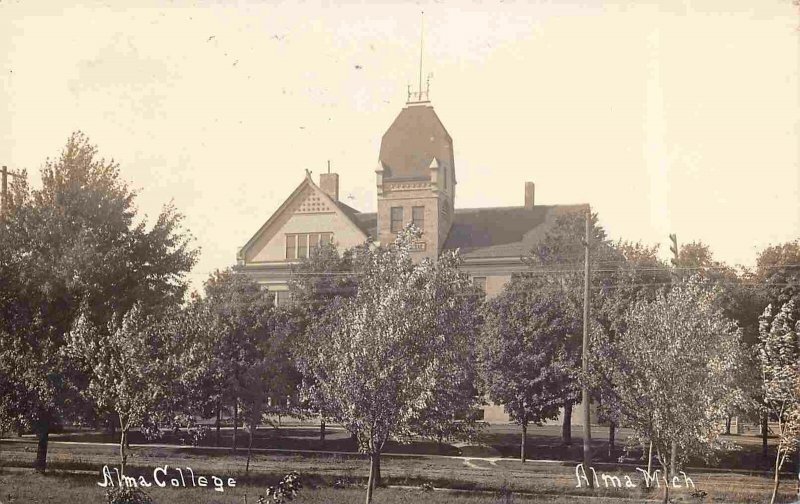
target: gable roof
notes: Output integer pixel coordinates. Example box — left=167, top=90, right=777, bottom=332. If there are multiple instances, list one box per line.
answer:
left=332, top=200, right=376, bottom=239
left=350, top=209, right=378, bottom=239
left=238, top=174, right=370, bottom=262
left=443, top=204, right=589, bottom=260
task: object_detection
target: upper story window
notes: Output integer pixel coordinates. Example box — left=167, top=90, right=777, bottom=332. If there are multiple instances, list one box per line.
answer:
left=390, top=207, right=404, bottom=233
left=286, top=235, right=296, bottom=259
left=412, top=206, right=424, bottom=230
left=286, top=232, right=334, bottom=260
left=297, top=234, right=308, bottom=259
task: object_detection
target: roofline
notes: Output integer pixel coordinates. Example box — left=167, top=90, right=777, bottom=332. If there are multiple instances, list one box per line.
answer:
left=459, top=256, right=528, bottom=265
left=452, top=203, right=590, bottom=213
left=238, top=177, right=310, bottom=261
left=379, top=103, right=454, bottom=146
left=238, top=173, right=370, bottom=262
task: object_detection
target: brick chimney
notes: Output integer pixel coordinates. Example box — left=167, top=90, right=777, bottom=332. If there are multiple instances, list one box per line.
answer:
left=524, top=181, right=535, bottom=209
left=319, top=173, right=339, bottom=202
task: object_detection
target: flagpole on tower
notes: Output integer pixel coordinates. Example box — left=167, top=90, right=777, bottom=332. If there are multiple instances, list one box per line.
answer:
left=419, top=10, right=424, bottom=101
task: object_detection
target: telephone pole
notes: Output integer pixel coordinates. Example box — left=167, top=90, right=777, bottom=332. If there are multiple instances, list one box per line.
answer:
left=669, top=233, right=679, bottom=277
left=1, top=166, right=8, bottom=216
left=668, top=233, right=679, bottom=477
left=582, top=208, right=593, bottom=482
left=1, top=165, right=22, bottom=217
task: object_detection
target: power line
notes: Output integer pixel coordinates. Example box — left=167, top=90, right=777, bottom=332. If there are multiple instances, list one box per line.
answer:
left=184, top=257, right=800, bottom=281
left=184, top=265, right=800, bottom=278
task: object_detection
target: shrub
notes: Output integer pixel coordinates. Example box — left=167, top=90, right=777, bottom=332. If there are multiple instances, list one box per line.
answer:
left=106, top=486, right=153, bottom=504
left=258, top=472, right=302, bottom=503
left=333, top=477, right=352, bottom=489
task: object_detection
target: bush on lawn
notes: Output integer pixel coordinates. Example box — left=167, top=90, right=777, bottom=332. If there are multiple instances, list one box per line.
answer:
left=106, top=486, right=153, bottom=504
left=258, top=471, right=302, bottom=503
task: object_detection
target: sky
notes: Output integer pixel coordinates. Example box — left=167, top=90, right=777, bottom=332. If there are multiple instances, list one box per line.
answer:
left=1, top=0, right=798, bottom=291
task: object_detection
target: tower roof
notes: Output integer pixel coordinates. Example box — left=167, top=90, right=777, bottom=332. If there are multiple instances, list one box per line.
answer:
left=378, top=103, right=454, bottom=181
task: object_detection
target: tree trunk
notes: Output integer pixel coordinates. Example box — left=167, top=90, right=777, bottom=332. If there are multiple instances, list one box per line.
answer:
left=646, top=441, right=653, bottom=477
left=232, top=398, right=238, bottom=454
left=562, top=401, right=572, bottom=446
left=119, top=427, right=128, bottom=476
left=320, top=419, right=326, bottom=448
left=33, top=420, right=49, bottom=473
left=246, top=425, right=255, bottom=475
left=608, top=421, right=615, bottom=459
left=768, top=449, right=786, bottom=504
left=520, top=422, right=528, bottom=463
left=374, top=453, right=381, bottom=488
left=108, top=414, right=116, bottom=439
left=724, top=415, right=732, bottom=435
left=762, top=411, right=769, bottom=464
left=365, top=453, right=377, bottom=504
left=796, top=450, right=800, bottom=500
left=215, top=401, right=221, bottom=447
left=660, top=458, right=670, bottom=504
left=669, top=440, right=677, bottom=477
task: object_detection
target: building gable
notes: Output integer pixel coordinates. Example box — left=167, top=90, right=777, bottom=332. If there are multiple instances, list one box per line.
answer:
left=238, top=174, right=369, bottom=264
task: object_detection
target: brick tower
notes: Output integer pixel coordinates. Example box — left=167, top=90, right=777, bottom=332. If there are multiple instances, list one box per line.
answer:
left=375, top=91, right=455, bottom=260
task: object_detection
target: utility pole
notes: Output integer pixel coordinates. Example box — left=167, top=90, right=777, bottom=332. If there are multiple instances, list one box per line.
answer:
left=1, top=165, right=8, bottom=216
left=669, top=233, right=679, bottom=274
left=668, top=233, right=679, bottom=478
left=1, top=165, right=22, bottom=217
left=582, top=208, right=593, bottom=482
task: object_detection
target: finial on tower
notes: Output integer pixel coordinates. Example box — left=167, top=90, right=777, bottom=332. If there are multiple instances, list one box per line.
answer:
left=418, top=10, right=424, bottom=99
left=426, top=73, right=431, bottom=98
left=406, top=10, right=431, bottom=104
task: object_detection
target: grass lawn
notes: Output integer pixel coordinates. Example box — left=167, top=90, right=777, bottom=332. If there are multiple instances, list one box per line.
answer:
left=0, top=445, right=797, bottom=503
left=41, top=421, right=798, bottom=473
left=0, top=468, right=798, bottom=504
left=0, top=470, right=671, bottom=504
left=1, top=423, right=798, bottom=503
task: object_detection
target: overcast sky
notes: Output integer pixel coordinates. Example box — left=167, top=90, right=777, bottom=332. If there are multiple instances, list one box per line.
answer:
left=2, top=0, right=798, bottom=291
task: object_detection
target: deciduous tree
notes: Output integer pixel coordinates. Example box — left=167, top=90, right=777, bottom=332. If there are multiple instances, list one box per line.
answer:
left=67, top=304, right=181, bottom=475
left=0, top=132, right=197, bottom=471
left=592, top=240, right=670, bottom=456
left=288, top=241, right=360, bottom=443
left=298, top=227, right=481, bottom=504
left=592, top=279, right=745, bottom=503
left=524, top=210, right=610, bottom=445
left=194, top=269, right=293, bottom=453
left=480, top=276, right=580, bottom=462
left=758, top=300, right=800, bottom=504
